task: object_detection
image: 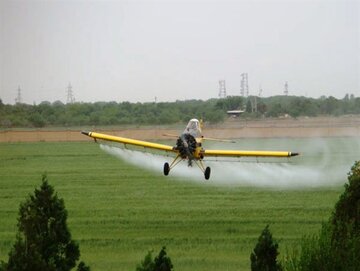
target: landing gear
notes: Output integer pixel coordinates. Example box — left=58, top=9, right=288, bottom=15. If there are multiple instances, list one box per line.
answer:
left=194, top=160, right=211, bottom=180
left=163, top=155, right=211, bottom=180
left=204, top=167, right=211, bottom=180
left=163, top=155, right=182, bottom=177
left=163, top=162, right=170, bottom=176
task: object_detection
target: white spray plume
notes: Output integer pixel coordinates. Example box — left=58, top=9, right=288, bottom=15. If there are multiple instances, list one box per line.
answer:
left=100, top=137, right=360, bottom=189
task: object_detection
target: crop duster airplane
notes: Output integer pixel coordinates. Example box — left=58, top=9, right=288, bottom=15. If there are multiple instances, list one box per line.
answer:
left=81, top=119, right=299, bottom=180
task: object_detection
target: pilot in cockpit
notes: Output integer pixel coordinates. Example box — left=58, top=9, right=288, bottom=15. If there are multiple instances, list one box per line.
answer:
left=184, top=119, right=201, bottom=138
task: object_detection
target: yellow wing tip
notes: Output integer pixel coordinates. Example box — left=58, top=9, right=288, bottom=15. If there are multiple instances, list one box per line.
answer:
left=81, top=131, right=90, bottom=136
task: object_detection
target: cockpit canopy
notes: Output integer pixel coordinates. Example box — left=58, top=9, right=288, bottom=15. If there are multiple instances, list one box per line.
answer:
left=183, top=119, right=202, bottom=138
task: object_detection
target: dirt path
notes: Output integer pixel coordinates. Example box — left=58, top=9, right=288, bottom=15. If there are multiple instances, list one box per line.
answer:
left=1, top=116, right=360, bottom=142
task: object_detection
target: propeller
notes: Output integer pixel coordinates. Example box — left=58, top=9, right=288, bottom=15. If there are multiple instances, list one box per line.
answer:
left=164, top=133, right=236, bottom=143
left=176, top=134, right=197, bottom=166
left=202, top=137, right=236, bottom=143
left=162, top=133, right=179, bottom=138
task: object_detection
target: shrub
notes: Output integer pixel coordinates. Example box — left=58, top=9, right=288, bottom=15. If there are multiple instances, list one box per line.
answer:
left=290, top=161, right=360, bottom=270
left=136, top=247, right=173, bottom=271
left=250, top=225, right=282, bottom=271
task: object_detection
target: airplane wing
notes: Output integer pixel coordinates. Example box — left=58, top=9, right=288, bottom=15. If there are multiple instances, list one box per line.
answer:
left=81, top=130, right=298, bottom=159
left=203, top=149, right=298, bottom=158
left=81, top=131, right=176, bottom=153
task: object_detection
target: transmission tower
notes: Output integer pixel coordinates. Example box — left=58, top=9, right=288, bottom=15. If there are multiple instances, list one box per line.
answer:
left=15, top=86, right=22, bottom=104
left=284, top=81, right=289, bottom=96
left=249, top=96, right=257, bottom=113
left=240, top=73, right=249, bottom=97
left=66, top=83, right=75, bottom=104
left=218, top=80, right=227, bottom=98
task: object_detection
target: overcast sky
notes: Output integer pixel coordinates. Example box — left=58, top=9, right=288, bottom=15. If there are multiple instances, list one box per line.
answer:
left=0, top=0, right=359, bottom=104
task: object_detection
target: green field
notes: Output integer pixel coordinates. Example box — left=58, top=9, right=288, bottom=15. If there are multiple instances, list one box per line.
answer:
left=0, top=139, right=355, bottom=270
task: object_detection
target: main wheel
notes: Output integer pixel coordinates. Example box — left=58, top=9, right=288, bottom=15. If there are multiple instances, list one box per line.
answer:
left=163, top=162, right=170, bottom=176
left=204, top=167, right=211, bottom=180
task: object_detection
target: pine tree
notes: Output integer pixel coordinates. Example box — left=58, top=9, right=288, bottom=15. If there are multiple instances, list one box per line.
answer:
left=3, top=175, right=88, bottom=270
left=329, top=160, right=360, bottom=269
left=136, top=247, right=173, bottom=271
left=154, top=247, right=173, bottom=271
left=293, top=161, right=360, bottom=271
left=136, top=251, right=155, bottom=271
left=332, top=161, right=360, bottom=239
left=250, top=225, right=282, bottom=271
left=77, top=261, right=91, bottom=271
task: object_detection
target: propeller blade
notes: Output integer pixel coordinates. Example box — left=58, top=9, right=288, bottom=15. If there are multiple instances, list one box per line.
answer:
left=203, top=137, right=237, bottom=143
left=162, top=133, right=179, bottom=138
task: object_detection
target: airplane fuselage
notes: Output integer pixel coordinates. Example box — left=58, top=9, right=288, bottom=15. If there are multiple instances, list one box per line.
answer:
left=175, top=119, right=205, bottom=164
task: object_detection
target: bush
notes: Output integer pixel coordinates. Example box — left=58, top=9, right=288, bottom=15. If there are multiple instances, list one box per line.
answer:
left=290, top=161, right=360, bottom=271
left=250, top=225, right=282, bottom=271
left=136, top=247, right=173, bottom=271
left=136, top=251, right=155, bottom=271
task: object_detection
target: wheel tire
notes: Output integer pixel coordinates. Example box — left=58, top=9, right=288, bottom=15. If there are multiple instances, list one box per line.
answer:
left=163, top=162, right=170, bottom=176
left=204, top=167, right=211, bottom=180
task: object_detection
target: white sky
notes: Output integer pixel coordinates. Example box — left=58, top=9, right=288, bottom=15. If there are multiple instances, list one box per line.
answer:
left=0, top=0, right=359, bottom=104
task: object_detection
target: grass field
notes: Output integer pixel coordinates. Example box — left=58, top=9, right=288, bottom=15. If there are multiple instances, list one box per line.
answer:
left=0, top=139, right=353, bottom=270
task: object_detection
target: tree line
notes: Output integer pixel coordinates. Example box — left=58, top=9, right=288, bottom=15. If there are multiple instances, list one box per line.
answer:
left=1, top=94, right=359, bottom=128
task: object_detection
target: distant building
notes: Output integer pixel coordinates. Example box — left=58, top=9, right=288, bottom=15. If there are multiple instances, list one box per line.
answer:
left=227, top=109, right=245, bottom=117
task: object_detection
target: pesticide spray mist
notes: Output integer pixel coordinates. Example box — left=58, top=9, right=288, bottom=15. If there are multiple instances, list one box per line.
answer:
left=100, top=137, right=360, bottom=189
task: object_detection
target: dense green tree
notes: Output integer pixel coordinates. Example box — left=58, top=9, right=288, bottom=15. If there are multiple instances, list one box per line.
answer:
left=216, top=96, right=245, bottom=111
left=136, top=247, right=173, bottom=271
left=290, top=161, right=360, bottom=271
left=28, top=112, right=46, bottom=127
left=329, top=160, right=360, bottom=270
left=267, top=102, right=285, bottom=117
left=136, top=251, right=155, bottom=271
left=257, top=101, right=267, bottom=115
left=250, top=225, right=282, bottom=271
left=246, top=99, right=253, bottom=113
left=2, top=175, right=88, bottom=271
left=77, top=261, right=91, bottom=271
left=154, top=247, right=173, bottom=271
left=0, top=251, right=6, bottom=271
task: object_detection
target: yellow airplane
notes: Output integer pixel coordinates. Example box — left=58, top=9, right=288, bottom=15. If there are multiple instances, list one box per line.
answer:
left=81, top=119, right=298, bottom=180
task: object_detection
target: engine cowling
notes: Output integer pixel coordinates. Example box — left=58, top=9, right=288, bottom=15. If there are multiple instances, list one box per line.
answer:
left=175, top=134, right=197, bottom=165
